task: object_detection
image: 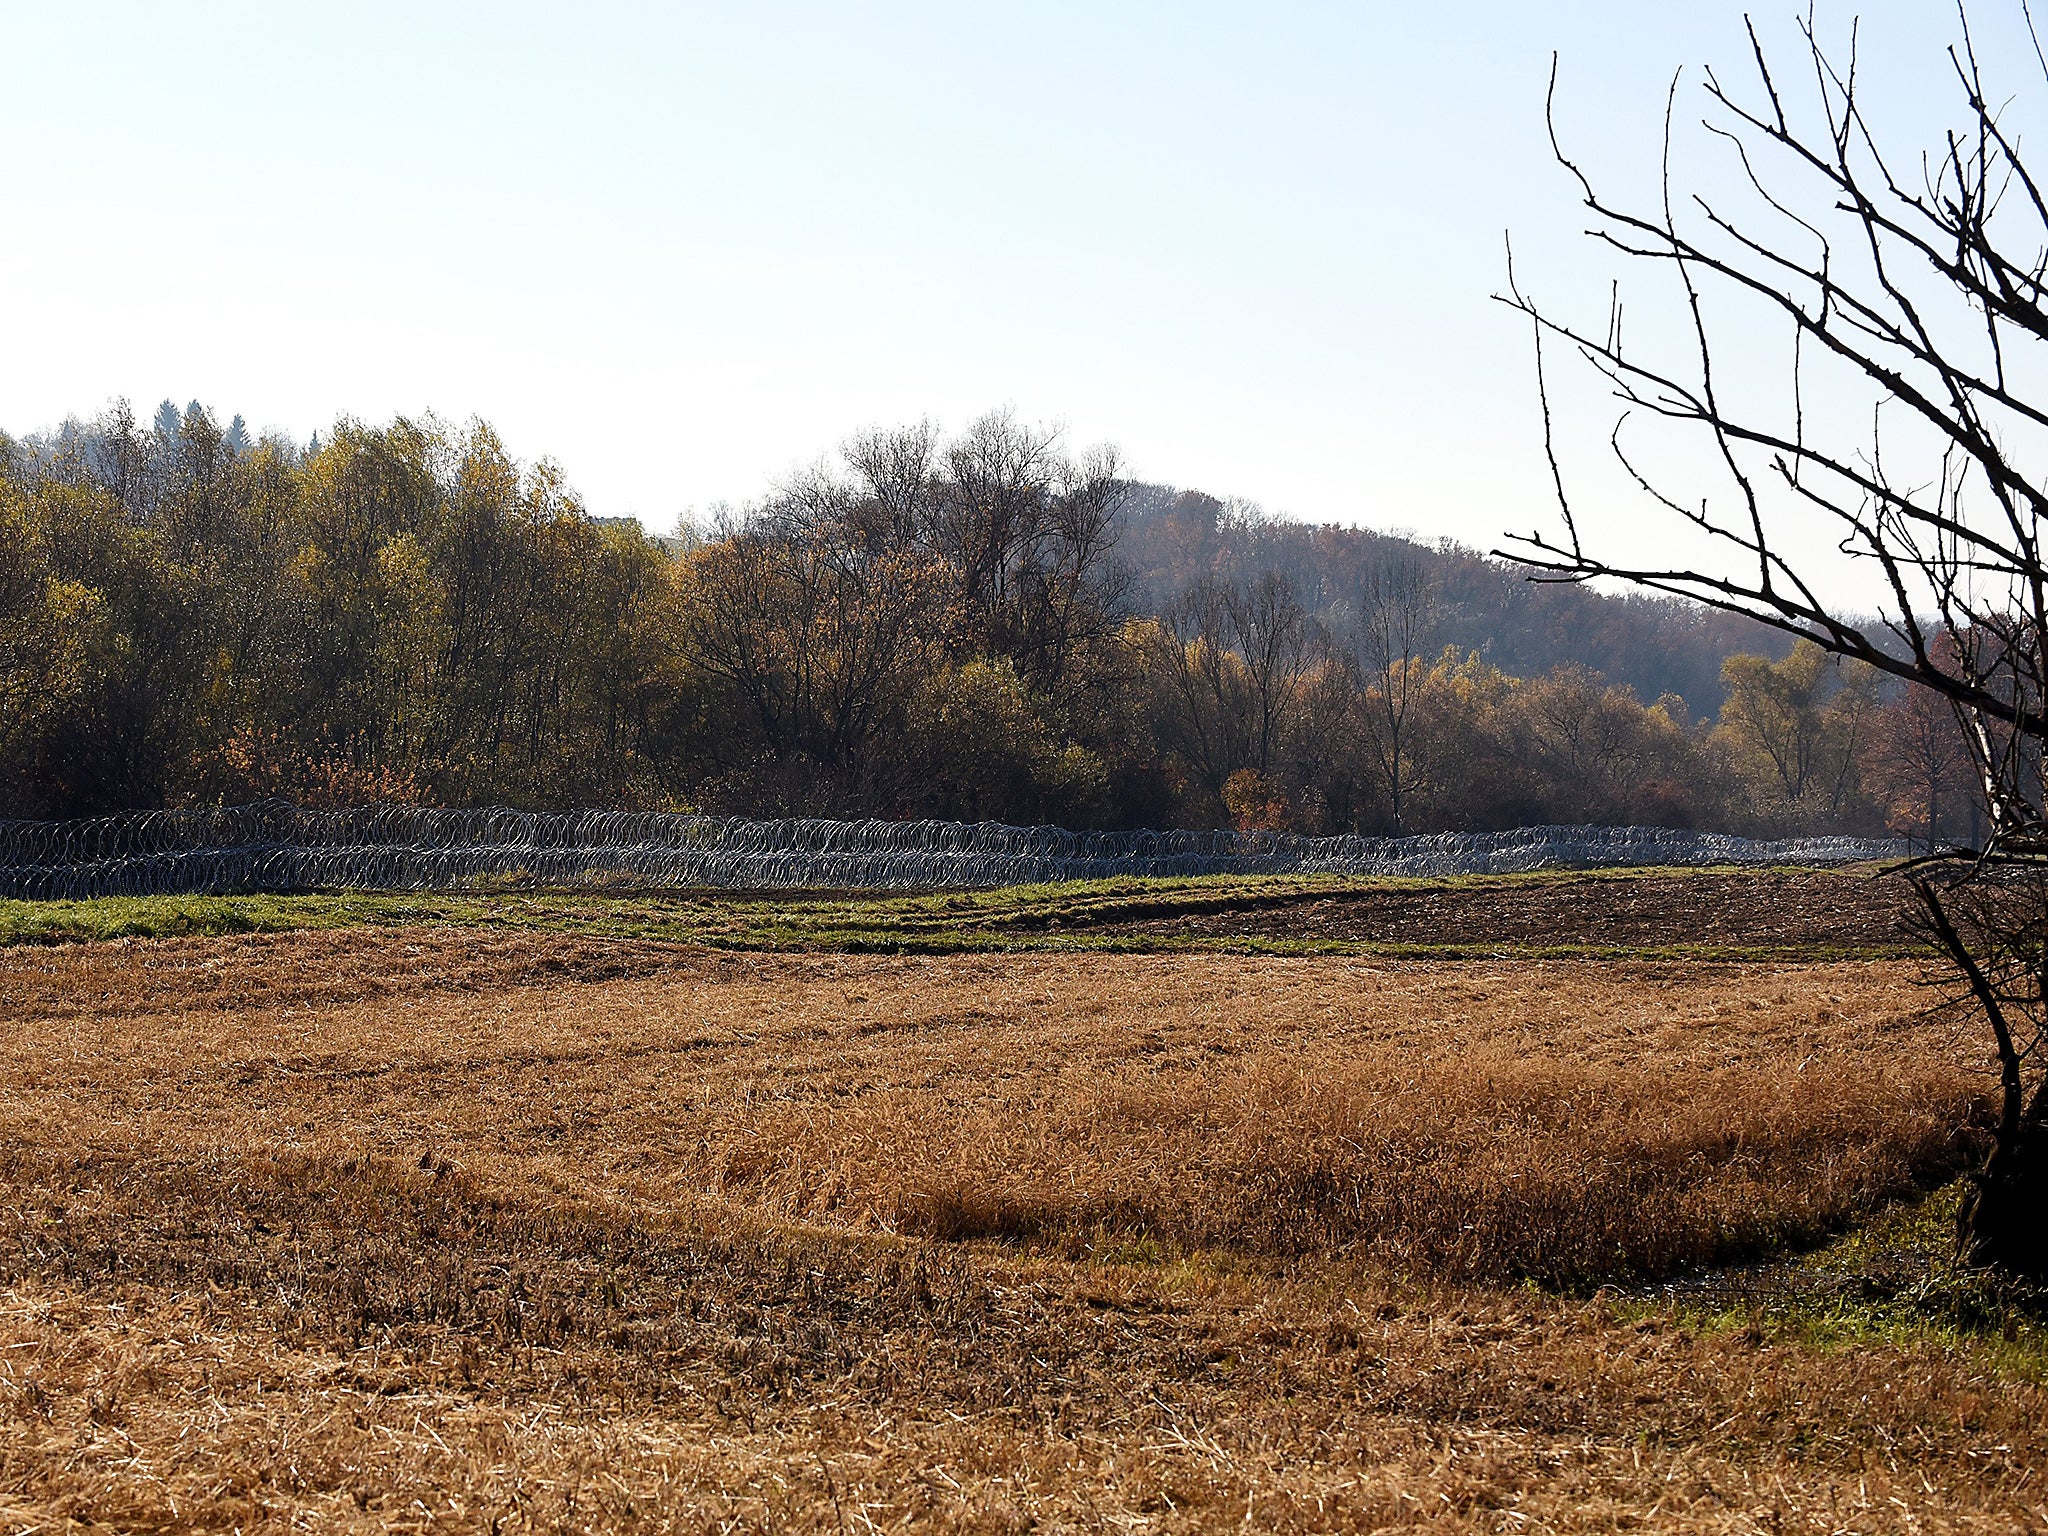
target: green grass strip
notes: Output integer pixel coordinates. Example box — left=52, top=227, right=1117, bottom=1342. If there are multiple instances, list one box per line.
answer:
left=0, top=866, right=1914, bottom=962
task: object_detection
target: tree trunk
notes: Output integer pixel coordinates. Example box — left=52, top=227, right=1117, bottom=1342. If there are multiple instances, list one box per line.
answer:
left=1961, top=1125, right=2048, bottom=1279
left=1911, top=875, right=2048, bottom=1280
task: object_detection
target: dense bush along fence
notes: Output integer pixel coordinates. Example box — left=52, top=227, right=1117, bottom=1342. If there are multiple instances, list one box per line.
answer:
left=0, top=802, right=1910, bottom=898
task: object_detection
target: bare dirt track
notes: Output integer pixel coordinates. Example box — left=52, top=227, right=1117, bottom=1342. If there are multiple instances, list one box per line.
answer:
left=0, top=925, right=2039, bottom=1533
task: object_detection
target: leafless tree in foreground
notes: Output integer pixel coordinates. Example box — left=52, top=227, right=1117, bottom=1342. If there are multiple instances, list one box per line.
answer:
left=1498, top=7, right=2048, bottom=1273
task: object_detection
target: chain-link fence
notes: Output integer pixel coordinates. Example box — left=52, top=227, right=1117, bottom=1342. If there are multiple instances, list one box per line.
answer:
left=0, top=802, right=1910, bottom=899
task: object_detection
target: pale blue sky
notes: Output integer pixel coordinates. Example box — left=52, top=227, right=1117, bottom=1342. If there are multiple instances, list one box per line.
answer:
left=0, top=2, right=1998, bottom=559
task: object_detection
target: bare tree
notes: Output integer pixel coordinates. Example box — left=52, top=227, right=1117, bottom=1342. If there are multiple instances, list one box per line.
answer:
left=1143, top=571, right=1314, bottom=806
left=1353, top=558, right=1441, bottom=833
left=1150, top=578, right=1246, bottom=798
left=792, top=413, right=1131, bottom=708
left=1863, top=635, right=1982, bottom=844
left=678, top=506, right=939, bottom=807
left=1225, top=569, right=1313, bottom=777
left=1499, top=7, right=2048, bottom=1272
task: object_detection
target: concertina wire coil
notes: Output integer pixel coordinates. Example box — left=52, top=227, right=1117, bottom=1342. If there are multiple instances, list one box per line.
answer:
left=0, top=801, right=1913, bottom=900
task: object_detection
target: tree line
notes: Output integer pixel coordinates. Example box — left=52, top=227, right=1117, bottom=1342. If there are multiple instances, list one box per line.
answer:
left=0, top=401, right=1965, bottom=837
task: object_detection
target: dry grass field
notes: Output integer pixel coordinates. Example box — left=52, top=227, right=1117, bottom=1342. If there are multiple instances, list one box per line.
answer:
left=2, top=878, right=2043, bottom=1532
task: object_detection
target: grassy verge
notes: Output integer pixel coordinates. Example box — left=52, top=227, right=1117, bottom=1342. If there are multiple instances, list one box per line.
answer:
left=0, top=866, right=1917, bottom=959
left=1624, top=1181, right=2048, bottom=1379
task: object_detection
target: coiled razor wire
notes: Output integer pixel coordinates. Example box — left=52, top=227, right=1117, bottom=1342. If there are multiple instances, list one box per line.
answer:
left=0, top=801, right=1913, bottom=899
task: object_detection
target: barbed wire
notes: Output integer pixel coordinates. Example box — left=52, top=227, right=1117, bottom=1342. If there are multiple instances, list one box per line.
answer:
left=0, top=801, right=1909, bottom=900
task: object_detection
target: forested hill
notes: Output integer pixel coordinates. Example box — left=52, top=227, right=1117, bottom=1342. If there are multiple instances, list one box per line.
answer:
left=1115, top=485, right=1792, bottom=719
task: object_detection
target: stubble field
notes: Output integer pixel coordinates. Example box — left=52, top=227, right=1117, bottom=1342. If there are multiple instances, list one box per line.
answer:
left=1, top=871, right=2042, bottom=1533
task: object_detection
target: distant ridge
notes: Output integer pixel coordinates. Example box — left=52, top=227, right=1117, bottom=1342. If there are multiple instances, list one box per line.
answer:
left=1114, top=486, right=1796, bottom=717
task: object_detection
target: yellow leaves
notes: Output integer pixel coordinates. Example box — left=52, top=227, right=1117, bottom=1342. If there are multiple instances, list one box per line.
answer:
left=205, top=645, right=238, bottom=705
left=906, top=660, right=1107, bottom=822
left=1715, top=640, right=1875, bottom=812
left=1118, top=615, right=1170, bottom=653
left=1644, top=692, right=1690, bottom=733
left=0, top=581, right=103, bottom=737
left=0, top=489, right=106, bottom=735
left=39, top=574, right=102, bottom=631
left=1222, top=767, right=1291, bottom=831
left=1426, top=645, right=1512, bottom=707
left=375, top=530, right=432, bottom=587
left=286, top=541, right=327, bottom=591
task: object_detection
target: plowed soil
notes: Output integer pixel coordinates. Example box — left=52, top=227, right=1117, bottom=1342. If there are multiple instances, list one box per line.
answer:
left=1108, top=870, right=1912, bottom=948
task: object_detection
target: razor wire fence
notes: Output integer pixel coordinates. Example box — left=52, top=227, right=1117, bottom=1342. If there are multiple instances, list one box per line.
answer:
left=0, top=801, right=1913, bottom=900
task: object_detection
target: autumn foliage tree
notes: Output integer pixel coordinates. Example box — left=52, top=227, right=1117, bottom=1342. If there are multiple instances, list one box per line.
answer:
left=0, top=408, right=684, bottom=814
